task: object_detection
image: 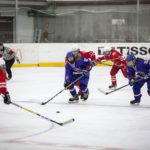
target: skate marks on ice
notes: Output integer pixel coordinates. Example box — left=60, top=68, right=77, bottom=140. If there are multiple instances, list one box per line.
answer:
left=1, top=124, right=54, bottom=145
left=13, top=99, right=150, bottom=110
left=51, top=101, right=150, bottom=109
left=0, top=111, right=55, bottom=146
left=1, top=139, right=133, bottom=150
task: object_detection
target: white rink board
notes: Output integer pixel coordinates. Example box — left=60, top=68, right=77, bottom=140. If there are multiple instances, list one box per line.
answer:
left=4, top=43, right=150, bottom=64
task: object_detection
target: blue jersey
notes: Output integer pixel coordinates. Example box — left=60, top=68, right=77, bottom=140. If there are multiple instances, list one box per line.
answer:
left=65, top=57, right=92, bottom=84
left=127, top=58, right=150, bottom=80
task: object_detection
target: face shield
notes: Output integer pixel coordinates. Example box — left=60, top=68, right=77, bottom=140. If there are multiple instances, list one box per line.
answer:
left=103, top=50, right=110, bottom=55
left=126, top=54, right=136, bottom=68
left=103, top=46, right=111, bottom=55
left=73, top=50, right=80, bottom=57
left=67, top=56, right=75, bottom=64
left=71, top=44, right=80, bottom=57
left=126, top=60, right=135, bottom=67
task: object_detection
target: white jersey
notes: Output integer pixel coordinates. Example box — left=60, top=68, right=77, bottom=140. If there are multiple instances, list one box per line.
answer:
left=0, top=47, right=16, bottom=61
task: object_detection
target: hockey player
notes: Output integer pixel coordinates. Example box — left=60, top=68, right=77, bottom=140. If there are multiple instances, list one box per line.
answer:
left=126, top=54, right=150, bottom=104
left=64, top=51, right=93, bottom=103
left=0, top=43, right=20, bottom=80
left=0, top=66, right=11, bottom=104
left=96, top=47, right=127, bottom=89
left=65, top=44, right=96, bottom=64
left=71, top=44, right=96, bottom=62
left=66, top=44, right=96, bottom=97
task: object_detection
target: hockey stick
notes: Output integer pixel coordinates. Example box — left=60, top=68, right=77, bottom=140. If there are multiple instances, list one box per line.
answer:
left=41, top=74, right=84, bottom=105
left=96, top=56, right=125, bottom=67
left=11, top=102, right=75, bottom=126
left=107, top=76, right=150, bottom=95
left=98, top=84, right=129, bottom=95
left=95, top=60, right=112, bottom=66
left=98, top=76, right=150, bottom=95
left=100, top=61, right=112, bottom=66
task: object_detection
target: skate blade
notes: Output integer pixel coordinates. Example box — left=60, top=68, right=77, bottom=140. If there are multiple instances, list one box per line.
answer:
left=108, top=87, right=116, bottom=90
left=68, top=100, right=79, bottom=104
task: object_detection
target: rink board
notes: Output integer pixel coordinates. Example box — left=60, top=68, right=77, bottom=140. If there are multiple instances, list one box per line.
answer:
left=1, top=43, right=149, bottom=67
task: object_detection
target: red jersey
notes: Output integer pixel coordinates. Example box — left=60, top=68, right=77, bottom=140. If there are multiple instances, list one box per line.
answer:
left=80, top=51, right=96, bottom=61
left=0, top=68, right=7, bottom=95
left=97, top=49, right=126, bottom=67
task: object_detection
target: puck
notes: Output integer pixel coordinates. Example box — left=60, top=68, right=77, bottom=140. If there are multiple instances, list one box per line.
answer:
left=56, top=111, right=60, bottom=113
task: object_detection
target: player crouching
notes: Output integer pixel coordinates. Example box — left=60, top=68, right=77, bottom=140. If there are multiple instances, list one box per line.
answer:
left=64, top=51, right=93, bottom=103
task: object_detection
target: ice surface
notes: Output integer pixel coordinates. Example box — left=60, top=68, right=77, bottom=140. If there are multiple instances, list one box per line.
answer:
left=0, top=67, right=150, bottom=150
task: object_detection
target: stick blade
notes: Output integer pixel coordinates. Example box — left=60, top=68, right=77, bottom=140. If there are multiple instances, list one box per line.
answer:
left=97, top=88, right=107, bottom=95
left=41, top=102, right=46, bottom=105
left=60, top=118, right=75, bottom=126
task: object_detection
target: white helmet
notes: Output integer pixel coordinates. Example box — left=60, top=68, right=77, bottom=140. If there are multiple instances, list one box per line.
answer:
left=104, top=46, right=111, bottom=52
left=71, top=44, right=80, bottom=51
left=103, top=46, right=111, bottom=55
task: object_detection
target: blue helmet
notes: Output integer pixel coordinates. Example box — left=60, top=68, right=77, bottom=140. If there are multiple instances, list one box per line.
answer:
left=126, top=54, right=136, bottom=62
left=66, top=51, right=75, bottom=64
left=66, top=51, right=74, bottom=58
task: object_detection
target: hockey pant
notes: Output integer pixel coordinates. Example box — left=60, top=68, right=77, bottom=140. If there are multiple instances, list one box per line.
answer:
left=0, top=69, right=7, bottom=95
left=110, top=65, right=127, bottom=86
left=4, top=58, right=15, bottom=79
left=132, top=78, right=150, bottom=102
left=68, top=76, right=89, bottom=97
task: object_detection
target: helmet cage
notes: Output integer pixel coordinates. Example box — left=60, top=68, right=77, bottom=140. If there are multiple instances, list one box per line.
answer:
left=126, top=54, right=136, bottom=67
left=126, top=60, right=135, bottom=67
left=67, top=56, right=74, bottom=62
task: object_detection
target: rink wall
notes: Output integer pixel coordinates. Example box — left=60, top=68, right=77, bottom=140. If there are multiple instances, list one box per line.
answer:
left=2, top=43, right=150, bottom=67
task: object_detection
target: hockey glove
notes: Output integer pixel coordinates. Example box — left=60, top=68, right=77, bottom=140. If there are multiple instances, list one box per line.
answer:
left=16, top=57, right=20, bottom=64
left=148, top=90, right=150, bottom=96
left=0, top=64, right=6, bottom=69
left=73, top=70, right=89, bottom=76
left=129, top=79, right=135, bottom=86
left=96, top=57, right=102, bottom=63
left=64, top=82, right=70, bottom=89
left=3, top=92, right=11, bottom=105
left=143, top=72, right=150, bottom=80
left=91, top=61, right=96, bottom=67
left=81, top=70, right=89, bottom=76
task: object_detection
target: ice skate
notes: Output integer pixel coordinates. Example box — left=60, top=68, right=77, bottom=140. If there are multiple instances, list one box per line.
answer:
left=108, top=84, right=117, bottom=90
left=78, top=90, right=83, bottom=99
left=69, top=94, right=79, bottom=103
left=130, top=100, right=140, bottom=105
left=7, top=76, right=11, bottom=80
left=80, top=93, right=89, bottom=101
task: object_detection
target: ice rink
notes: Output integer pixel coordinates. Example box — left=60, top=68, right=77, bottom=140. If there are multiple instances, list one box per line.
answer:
left=0, top=66, right=150, bottom=150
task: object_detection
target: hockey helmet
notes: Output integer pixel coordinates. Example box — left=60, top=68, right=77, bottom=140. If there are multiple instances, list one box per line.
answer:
left=126, top=54, right=136, bottom=62
left=103, top=46, right=111, bottom=55
left=71, top=44, right=80, bottom=51
left=66, top=51, right=75, bottom=64
left=71, top=44, right=80, bottom=57
left=126, top=54, right=136, bottom=67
